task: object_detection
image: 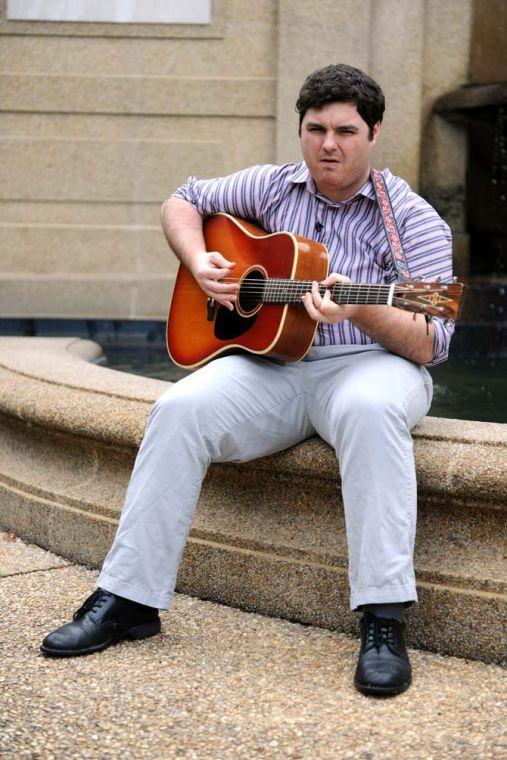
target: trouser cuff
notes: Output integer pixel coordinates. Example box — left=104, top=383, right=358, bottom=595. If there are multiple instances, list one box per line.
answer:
left=97, top=571, right=173, bottom=610
left=350, top=583, right=418, bottom=612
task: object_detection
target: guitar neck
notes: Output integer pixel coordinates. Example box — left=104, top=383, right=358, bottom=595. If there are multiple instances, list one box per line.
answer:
left=257, top=278, right=462, bottom=318
left=262, top=280, right=392, bottom=305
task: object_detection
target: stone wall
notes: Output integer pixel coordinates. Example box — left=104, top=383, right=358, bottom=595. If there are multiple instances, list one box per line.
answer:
left=0, top=0, right=277, bottom=318
left=0, top=0, right=480, bottom=318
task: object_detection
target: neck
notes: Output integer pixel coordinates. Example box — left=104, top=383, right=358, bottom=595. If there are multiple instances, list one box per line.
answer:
left=262, top=279, right=391, bottom=305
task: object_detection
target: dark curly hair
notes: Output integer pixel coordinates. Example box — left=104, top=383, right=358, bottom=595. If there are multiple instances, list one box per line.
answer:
left=295, top=64, right=385, bottom=140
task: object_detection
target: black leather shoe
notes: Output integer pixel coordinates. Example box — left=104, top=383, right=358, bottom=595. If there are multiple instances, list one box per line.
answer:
left=40, top=588, right=161, bottom=657
left=354, top=612, right=412, bottom=696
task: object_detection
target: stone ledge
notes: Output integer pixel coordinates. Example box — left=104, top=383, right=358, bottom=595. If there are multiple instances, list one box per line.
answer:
left=0, top=337, right=505, bottom=501
left=434, top=83, right=507, bottom=115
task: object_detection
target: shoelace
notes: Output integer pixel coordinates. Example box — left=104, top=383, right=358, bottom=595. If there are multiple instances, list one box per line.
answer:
left=73, top=589, right=110, bottom=620
left=364, top=617, right=400, bottom=654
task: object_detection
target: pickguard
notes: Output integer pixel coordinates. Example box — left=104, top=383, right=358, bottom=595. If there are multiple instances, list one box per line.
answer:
left=214, top=306, right=258, bottom=340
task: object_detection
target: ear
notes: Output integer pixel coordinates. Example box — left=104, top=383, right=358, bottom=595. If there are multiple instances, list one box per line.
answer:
left=371, top=121, right=381, bottom=145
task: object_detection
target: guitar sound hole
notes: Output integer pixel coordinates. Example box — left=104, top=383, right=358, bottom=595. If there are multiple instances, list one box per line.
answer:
left=238, top=269, right=265, bottom=313
left=213, top=270, right=264, bottom=341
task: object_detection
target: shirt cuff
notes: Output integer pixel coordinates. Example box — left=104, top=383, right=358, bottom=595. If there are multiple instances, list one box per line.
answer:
left=425, top=316, right=455, bottom=367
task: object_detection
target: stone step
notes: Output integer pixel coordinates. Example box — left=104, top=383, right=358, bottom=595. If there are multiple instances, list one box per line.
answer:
left=0, top=337, right=505, bottom=665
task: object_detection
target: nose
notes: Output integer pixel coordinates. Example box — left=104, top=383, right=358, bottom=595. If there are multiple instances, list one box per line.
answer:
left=322, top=131, right=338, bottom=152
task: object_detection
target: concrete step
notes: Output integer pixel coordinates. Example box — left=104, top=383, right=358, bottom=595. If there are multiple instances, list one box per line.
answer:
left=2, top=538, right=505, bottom=759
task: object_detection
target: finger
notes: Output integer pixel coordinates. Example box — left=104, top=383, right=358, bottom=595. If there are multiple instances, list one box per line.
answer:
left=204, top=280, right=240, bottom=295
left=301, top=292, right=321, bottom=321
left=200, top=265, right=237, bottom=280
left=219, top=298, right=235, bottom=312
left=321, top=273, right=352, bottom=287
left=220, top=295, right=237, bottom=312
left=315, top=288, right=334, bottom=317
left=207, top=293, right=236, bottom=311
left=321, top=289, right=342, bottom=318
left=208, top=251, right=236, bottom=269
left=311, top=280, right=323, bottom=308
left=321, top=288, right=333, bottom=305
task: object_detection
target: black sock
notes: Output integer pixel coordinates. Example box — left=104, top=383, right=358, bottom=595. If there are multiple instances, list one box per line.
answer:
left=363, top=602, right=405, bottom=622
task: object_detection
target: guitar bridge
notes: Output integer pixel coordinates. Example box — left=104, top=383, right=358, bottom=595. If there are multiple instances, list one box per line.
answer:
left=206, top=297, right=217, bottom=321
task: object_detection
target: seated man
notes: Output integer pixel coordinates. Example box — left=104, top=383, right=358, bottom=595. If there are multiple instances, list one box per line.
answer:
left=41, top=63, right=454, bottom=697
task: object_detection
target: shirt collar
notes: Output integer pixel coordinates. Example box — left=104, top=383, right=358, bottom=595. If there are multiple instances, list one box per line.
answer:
left=286, top=162, right=377, bottom=205
left=285, top=162, right=310, bottom=184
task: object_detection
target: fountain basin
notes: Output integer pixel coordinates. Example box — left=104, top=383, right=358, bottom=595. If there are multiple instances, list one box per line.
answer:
left=0, top=336, right=505, bottom=663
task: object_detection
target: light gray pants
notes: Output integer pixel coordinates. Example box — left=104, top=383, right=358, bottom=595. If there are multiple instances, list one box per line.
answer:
left=98, top=344, right=433, bottom=611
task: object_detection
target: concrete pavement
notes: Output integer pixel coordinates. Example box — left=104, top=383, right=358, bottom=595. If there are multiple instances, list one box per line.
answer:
left=1, top=536, right=505, bottom=759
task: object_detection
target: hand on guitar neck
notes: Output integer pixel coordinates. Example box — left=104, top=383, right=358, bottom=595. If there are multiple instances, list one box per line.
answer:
left=301, top=272, right=436, bottom=365
left=301, top=272, right=354, bottom=324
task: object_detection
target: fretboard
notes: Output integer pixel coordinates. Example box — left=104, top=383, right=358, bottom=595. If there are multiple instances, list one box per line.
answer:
left=261, top=279, right=392, bottom=305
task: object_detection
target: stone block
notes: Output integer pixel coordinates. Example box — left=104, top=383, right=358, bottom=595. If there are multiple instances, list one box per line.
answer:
left=0, top=74, right=276, bottom=117
left=0, top=274, right=174, bottom=319
left=0, top=224, right=170, bottom=275
left=0, top=137, right=225, bottom=203
left=0, top=199, right=161, bottom=226
left=0, top=2, right=275, bottom=78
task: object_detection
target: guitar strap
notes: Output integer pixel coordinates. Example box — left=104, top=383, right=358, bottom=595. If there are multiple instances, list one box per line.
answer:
left=370, top=168, right=411, bottom=281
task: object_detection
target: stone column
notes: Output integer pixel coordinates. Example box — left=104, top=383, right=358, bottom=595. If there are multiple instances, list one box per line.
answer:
left=420, top=0, right=473, bottom=278
left=276, top=0, right=371, bottom=166
left=275, top=0, right=426, bottom=190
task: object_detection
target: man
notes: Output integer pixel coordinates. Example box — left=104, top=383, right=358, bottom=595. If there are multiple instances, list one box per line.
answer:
left=41, top=64, right=454, bottom=697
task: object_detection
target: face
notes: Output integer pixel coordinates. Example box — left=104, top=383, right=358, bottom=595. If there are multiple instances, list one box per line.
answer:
left=300, top=101, right=380, bottom=201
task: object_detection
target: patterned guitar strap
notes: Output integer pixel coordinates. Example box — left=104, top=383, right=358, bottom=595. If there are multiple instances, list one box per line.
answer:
left=370, top=167, right=410, bottom=280
left=370, top=168, right=432, bottom=332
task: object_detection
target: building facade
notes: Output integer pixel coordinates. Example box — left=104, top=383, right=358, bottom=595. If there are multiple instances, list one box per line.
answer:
left=0, top=0, right=503, bottom=319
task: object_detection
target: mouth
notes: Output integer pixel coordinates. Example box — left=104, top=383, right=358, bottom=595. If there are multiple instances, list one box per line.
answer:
left=319, top=158, right=340, bottom=164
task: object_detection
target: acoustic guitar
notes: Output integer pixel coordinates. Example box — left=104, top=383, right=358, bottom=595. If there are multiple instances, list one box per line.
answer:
left=167, top=213, right=464, bottom=369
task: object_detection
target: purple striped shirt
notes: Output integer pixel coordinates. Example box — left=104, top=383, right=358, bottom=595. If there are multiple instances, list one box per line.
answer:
left=172, top=162, right=454, bottom=365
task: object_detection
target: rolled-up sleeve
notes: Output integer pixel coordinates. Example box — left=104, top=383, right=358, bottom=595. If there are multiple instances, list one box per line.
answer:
left=429, top=316, right=455, bottom=366
left=399, top=201, right=455, bottom=366
left=171, top=164, right=277, bottom=221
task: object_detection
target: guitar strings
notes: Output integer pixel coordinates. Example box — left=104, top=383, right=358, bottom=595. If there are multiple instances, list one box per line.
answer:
left=215, top=283, right=443, bottom=298
left=219, top=278, right=444, bottom=294
left=208, top=284, right=450, bottom=312
left=211, top=279, right=450, bottom=310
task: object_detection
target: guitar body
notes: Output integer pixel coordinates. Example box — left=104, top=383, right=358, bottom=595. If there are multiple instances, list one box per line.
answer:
left=167, top=213, right=329, bottom=368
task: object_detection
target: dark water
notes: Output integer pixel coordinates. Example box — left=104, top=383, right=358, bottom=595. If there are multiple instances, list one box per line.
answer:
left=100, top=344, right=507, bottom=424
left=428, top=358, right=505, bottom=422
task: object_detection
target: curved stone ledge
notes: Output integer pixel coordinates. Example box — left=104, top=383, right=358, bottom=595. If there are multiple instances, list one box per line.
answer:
left=0, top=337, right=505, bottom=663
left=0, top=337, right=505, bottom=508
left=0, top=336, right=164, bottom=447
